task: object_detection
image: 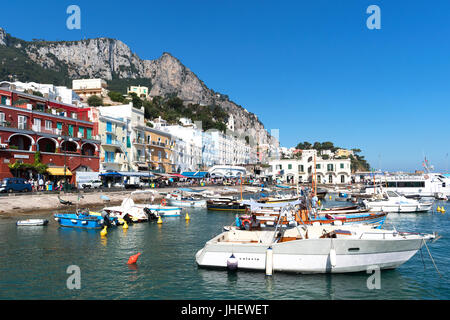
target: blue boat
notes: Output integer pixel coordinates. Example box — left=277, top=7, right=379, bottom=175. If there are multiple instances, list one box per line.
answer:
left=54, top=211, right=118, bottom=229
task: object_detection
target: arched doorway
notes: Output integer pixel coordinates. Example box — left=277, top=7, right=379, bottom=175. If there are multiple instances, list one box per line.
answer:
left=37, top=138, right=57, bottom=153
left=60, top=140, right=78, bottom=153
left=81, top=143, right=96, bottom=156
left=8, top=134, right=33, bottom=151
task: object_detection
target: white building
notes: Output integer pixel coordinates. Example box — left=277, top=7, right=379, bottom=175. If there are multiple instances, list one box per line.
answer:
left=157, top=119, right=203, bottom=171
left=0, top=81, right=82, bottom=106
left=269, top=149, right=352, bottom=185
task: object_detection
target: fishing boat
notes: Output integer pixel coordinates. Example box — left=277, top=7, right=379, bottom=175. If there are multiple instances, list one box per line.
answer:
left=16, top=219, right=49, bottom=226
left=54, top=211, right=118, bottom=229
left=241, top=200, right=386, bottom=229
left=165, top=191, right=207, bottom=208
left=363, top=190, right=433, bottom=213
left=207, top=199, right=247, bottom=212
left=257, top=192, right=299, bottom=204
left=196, top=223, right=437, bottom=274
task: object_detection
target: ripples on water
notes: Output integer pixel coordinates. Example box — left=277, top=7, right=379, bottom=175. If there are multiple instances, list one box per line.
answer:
left=0, top=199, right=449, bottom=300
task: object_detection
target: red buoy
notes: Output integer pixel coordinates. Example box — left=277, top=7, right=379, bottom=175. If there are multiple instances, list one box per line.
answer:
left=127, top=253, right=141, bottom=264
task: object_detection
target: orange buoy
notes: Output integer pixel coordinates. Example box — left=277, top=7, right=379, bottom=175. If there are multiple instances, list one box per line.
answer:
left=127, top=253, right=141, bottom=264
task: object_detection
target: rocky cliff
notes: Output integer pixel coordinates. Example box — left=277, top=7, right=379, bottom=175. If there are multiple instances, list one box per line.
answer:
left=0, top=28, right=279, bottom=156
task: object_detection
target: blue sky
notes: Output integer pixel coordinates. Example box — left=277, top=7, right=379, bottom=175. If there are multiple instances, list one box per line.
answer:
left=1, top=0, right=449, bottom=172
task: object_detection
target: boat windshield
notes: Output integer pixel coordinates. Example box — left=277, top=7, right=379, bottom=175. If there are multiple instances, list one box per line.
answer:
left=386, top=191, right=400, bottom=197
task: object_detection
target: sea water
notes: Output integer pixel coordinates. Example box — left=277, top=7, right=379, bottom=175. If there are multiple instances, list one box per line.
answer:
left=0, top=199, right=449, bottom=300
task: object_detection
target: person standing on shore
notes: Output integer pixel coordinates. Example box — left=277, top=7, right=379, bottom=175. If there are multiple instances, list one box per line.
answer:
left=38, top=177, right=44, bottom=191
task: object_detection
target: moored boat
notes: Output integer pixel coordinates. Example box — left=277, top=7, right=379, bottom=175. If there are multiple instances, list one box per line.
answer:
left=54, top=211, right=118, bottom=229
left=196, top=224, right=437, bottom=274
left=16, top=219, right=49, bottom=226
left=207, top=199, right=247, bottom=212
left=363, top=191, right=433, bottom=213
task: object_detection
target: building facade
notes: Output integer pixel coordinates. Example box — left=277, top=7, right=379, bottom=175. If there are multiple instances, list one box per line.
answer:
left=269, top=149, right=352, bottom=185
left=127, top=86, right=149, bottom=99
left=73, top=79, right=108, bottom=100
left=0, top=89, right=100, bottom=182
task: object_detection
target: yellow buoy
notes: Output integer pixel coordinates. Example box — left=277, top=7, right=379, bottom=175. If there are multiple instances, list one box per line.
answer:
left=100, top=226, right=107, bottom=236
left=437, top=206, right=442, bottom=213
left=318, top=200, right=321, bottom=206
left=157, top=216, right=163, bottom=224
left=185, top=213, right=190, bottom=221
left=329, top=195, right=332, bottom=200
left=441, top=207, right=446, bottom=213
left=123, top=221, right=129, bottom=230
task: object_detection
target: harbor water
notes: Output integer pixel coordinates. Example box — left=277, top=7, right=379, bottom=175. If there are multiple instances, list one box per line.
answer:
left=0, top=198, right=449, bottom=300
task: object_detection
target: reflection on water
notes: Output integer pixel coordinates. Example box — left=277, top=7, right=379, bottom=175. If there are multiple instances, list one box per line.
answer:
left=0, top=200, right=449, bottom=299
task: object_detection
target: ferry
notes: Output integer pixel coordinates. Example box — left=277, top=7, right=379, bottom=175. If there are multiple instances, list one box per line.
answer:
left=362, top=173, right=450, bottom=198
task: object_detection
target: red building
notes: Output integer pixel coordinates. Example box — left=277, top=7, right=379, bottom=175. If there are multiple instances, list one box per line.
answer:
left=0, top=89, right=100, bottom=184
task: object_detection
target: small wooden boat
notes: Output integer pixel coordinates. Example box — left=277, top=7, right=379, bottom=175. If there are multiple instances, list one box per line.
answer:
left=16, top=219, right=49, bottom=226
left=207, top=199, right=247, bottom=212
left=165, top=192, right=207, bottom=208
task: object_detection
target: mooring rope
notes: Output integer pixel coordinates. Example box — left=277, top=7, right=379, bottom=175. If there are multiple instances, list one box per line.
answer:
left=422, top=239, right=441, bottom=278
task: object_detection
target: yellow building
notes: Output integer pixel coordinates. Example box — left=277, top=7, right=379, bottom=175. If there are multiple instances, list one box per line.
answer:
left=128, top=86, right=149, bottom=99
left=143, top=127, right=174, bottom=173
left=335, top=149, right=353, bottom=158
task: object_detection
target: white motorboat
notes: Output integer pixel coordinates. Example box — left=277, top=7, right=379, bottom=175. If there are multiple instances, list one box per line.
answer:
left=16, top=219, right=49, bottom=226
left=196, top=223, right=437, bottom=274
left=363, top=191, right=433, bottom=213
left=102, top=198, right=149, bottom=222
left=165, top=192, right=206, bottom=208
left=135, top=204, right=182, bottom=217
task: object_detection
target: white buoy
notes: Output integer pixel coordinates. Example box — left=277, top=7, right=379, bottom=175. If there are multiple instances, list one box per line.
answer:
left=265, top=247, right=273, bottom=276
left=226, top=254, right=238, bottom=270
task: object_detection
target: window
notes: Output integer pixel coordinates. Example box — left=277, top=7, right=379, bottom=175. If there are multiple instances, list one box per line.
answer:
left=106, top=122, right=112, bottom=132
left=340, top=163, right=344, bottom=169
left=78, top=127, right=85, bottom=138
left=341, top=175, right=345, bottom=183
left=45, top=120, right=52, bottom=130
left=18, top=115, right=27, bottom=130
left=33, top=118, right=41, bottom=132
left=328, top=174, right=333, bottom=184
left=86, top=128, right=92, bottom=140
left=0, top=112, right=5, bottom=125
left=288, top=164, right=292, bottom=170
left=327, top=164, right=334, bottom=172
left=298, top=165, right=304, bottom=172
left=316, top=164, right=321, bottom=169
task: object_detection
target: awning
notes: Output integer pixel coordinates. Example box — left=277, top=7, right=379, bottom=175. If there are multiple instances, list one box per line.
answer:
left=169, top=173, right=186, bottom=178
left=47, top=167, right=73, bottom=176
left=181, top=171, right=208, bottom=178
left=99, top=172, right=123, bottom=177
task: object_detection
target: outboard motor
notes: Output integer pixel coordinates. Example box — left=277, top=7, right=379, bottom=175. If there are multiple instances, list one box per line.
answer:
left=123, top=213, right=133, bottom=225
left=143, top=207, right=158, bottom=221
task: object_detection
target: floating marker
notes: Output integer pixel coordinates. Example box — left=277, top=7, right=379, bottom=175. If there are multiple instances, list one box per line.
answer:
left=185, top=213, right=190, bottom=221
left=127, top=253, right=141, bottom=264
left=123, top=221, right=129, bottom=230
left=157, top=216, right=163, bottom=224
left=100, top=226, right=107, bottom=236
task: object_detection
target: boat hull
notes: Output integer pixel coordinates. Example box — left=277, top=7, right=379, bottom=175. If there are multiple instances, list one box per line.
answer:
left=195, top=233, right=424, bottom=273
left=167, top=199, right=206, bottom=208
left=54, top=214, right=104, bottom=229
left=365, top=202, right=432, bottom=213
left=143, top=205, right=182, bottom=217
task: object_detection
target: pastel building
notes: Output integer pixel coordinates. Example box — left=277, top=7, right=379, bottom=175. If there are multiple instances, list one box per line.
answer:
left=127, top=86, right=149, bottom=99
left=73, top=79, right=108, bottom=100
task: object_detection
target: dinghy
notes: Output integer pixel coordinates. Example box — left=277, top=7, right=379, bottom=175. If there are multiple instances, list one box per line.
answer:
left=16, top=219, right=49, bottom=226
